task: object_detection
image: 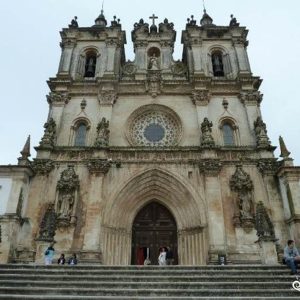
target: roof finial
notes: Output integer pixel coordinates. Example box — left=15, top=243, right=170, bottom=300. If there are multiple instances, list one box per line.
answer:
left=94, top=1, right=107, bottom=27
left=279, top=135, right=291, bottom=159
left=18, top=135, right=31, bottom=165
left=203, top=0, right=206, bottom=12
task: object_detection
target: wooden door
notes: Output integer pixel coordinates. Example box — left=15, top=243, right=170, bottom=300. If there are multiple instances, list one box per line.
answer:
left=132, top=202, right=177, bottom=265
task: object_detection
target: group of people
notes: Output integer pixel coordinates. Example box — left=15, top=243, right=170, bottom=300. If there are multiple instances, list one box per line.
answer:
left=158, top=247, right=174, bottom=266
left=44, top=242, right=78, bottom=266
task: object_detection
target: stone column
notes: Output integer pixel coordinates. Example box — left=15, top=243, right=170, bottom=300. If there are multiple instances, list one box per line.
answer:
left=234, top=39, right=251, bottom=75
left=199, top=159, right=225, bottom=263
left=81, top=159, right=111, bottom=263
left=277, top=165, right=300, bottom=244
left=239, top=91, right=262, bottom=146
left=192, top=90, right=210, bottom=146
left=58, top=39, right=76, bottom=75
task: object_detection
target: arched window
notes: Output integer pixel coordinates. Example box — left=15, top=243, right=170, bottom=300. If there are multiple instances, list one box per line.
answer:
left=74, top=123, right=87, bottom=146
left=222, top=123, right=235, bottom=146
left=211, top=52, right=224, bottom=77
left=84, top=52, right=97, bottom=77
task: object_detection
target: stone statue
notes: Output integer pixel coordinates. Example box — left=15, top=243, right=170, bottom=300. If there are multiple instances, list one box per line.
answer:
left=55, top=166, right=79, bottom=227
left=95, top=117, right=110, bottom=147
left=254, top=116, right=270, bottom=148
left=239, top=191, right=253, bottom=219
left=230, top=165, right=255, bottom=231
left=200, top=117, right=215, bottom=146
left=69, top=16, right=78, bottom=28
left=229, top=14, right=239, bottom=27
left=255, top=201, right=275, bottom=241
left=39, top=118, right=56, bottom=148
left=148, top=54, right=159, bottom=70
left=57, top=193, right=74, bottom=218
left=38, top=203, right=56, bottom=242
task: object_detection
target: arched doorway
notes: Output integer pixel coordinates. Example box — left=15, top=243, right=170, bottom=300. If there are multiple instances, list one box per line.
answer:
left=131, top=201, right=177, bottom=265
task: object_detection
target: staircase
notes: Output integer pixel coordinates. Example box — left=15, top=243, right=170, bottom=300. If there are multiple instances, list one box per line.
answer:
left=0, top=264, right=299, bottom=299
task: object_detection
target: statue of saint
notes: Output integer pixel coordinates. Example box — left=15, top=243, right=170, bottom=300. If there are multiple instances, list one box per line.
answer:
left=239, top=191, right=253, bottom=219
left=149, top=54, right=159, bottom=70
left=57, top=193, right=74, bottom=218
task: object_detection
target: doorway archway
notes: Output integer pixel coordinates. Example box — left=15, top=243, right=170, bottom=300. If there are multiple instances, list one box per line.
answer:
left=131, top=201, right=177, bottom=265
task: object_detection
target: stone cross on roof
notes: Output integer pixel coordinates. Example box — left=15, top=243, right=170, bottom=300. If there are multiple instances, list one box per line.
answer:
left=149, top=14, right=158, bottom=26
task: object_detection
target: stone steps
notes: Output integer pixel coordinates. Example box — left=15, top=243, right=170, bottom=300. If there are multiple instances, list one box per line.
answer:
left=0, top=274, right=294, bottom=282
left=0, top=280, right=293, bottom=289
left=0, top=264, right=298, bottom=299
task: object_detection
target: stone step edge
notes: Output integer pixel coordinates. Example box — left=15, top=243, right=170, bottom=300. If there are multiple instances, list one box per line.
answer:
left=0, top=287, right=297, bottom=292
left=0, top=296, right=299, bottom=300
left=0, top=274, right=294, bottom=279
left=0, top=264, right=286, bottom=269
left=0, top=280, right=293, bottom=286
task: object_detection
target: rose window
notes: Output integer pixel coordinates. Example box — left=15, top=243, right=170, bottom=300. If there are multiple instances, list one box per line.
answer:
left=128, top=108, right=182, bottom=146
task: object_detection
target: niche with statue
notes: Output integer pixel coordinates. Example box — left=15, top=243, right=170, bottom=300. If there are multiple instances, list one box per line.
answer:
left=55, top=165, right=79, bottom=227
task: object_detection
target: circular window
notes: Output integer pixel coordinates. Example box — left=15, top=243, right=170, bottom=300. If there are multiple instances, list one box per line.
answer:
left=144, top=123, right=165, bottom=142
left=127, top=105, right=182, bottom=147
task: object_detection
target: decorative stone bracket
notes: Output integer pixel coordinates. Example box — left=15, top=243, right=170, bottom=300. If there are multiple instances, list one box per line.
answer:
left=31, top=159, right=54, bottom=176
left=198, top=159, right=222, bottom=176
left=86, top=159, right=112, bottom=175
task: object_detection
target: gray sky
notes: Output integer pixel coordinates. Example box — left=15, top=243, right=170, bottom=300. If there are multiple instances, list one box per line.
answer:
left=0, top=0, right=299, bottom=165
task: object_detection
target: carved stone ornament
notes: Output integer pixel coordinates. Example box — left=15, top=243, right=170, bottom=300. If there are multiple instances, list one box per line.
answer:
left=257, top=159, right=279, bottom=175
left=146, top=70, right=161, bottom=98
left=98, top=91, right=118, bottom=106
left=95, top=117, right=110, bottom=147
left=122, top=62, right=137, bottom=76
left=47, top=91, right=71, bottom=105
left=230, top=165, right=255, bottom=232
left=255, top=201, right=276, bottom=242
left=37, top=203, right=56, bottom=242
left=86, top=159, right=111, bottom=175
left=200, top=118, right=215, bottom=147
left=191, top=90, right=211, bottom=106
left=32, top=159, right=54, bottom=175
left=171, top=61, right=187, bottom=77
left=199, top=159, right=222, bottom=175
left=253, top=117, right=271, bottom=148
left=239, top=91, right=263, bottom=106
left=39, top=118, right=57, bottom=148
left=132, top=19, right=149, bottom=40
left=55, top=165, right=79, bottom=227
left=57, top=165, right=79, bottom=193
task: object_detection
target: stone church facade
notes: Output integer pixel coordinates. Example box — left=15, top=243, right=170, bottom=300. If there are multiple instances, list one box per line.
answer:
left=0, top=9, right=300, bottom=265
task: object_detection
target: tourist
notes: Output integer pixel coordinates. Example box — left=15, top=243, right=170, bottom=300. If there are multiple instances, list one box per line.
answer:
left=284, top=240, right=300, bottom=275
left=166, top=247, right=174, bottom=265
left=68, top=253, right=78, bottom=265
left=44, top=242, right=55, bottom=265
left=158, top=247, right=167, bottom=266
left=57, top=253, right=66, bottom=265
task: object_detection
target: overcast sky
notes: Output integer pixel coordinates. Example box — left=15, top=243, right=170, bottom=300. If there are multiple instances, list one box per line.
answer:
left=0, top=0, right=299, bottom=165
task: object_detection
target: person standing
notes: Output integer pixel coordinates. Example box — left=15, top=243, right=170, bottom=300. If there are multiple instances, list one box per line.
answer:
left=284, top=240, right=300, bottom=275
left=166, top=247, right=174, bottom=265
left=44, top=242, right=55, bottom=265
left=158, top=247, right=167, bottom=266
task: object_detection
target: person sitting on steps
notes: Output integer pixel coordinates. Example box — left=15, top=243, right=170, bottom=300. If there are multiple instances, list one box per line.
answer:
left=68, top=253, right=78, bottom=265
left=284, top=239, right=300, bottom=275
